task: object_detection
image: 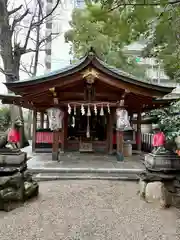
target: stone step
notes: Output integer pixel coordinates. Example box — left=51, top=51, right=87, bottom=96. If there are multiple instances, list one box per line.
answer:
left=29, top=167, right=144, bottom=174
left=33, top=172, right=139, bottom=181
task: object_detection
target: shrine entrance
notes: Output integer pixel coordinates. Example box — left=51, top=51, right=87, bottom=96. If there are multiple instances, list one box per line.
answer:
left=67, top=107, right=108, bottom=152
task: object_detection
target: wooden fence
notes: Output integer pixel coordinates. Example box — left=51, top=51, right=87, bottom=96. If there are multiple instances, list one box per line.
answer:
left=141, top=133, right=153, bottom=152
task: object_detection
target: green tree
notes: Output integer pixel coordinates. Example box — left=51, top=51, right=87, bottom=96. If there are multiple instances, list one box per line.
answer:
left=149, top=100, right=180, bottom=143
left=66, top=0, right=180, bottom=81
left=98, top=0, right=180, bottom=80
left=65, top=3, right=148, bottom=79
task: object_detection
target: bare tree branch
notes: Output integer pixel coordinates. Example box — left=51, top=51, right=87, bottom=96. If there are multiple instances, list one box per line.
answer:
left=29, top=55, right=34, bottom=75
left=11, top=9, right=30, bottom=32
left=32, top=0, right=61, bottom=27
left=8, top=5, right=23, bottom=15
left=40, top=32, right=62, bottom=49
left=25, top=48, right=46, bottom=53
left=20, top=59, right=34, bottom=77
left=23, top=8, right=37, bottom=50
left=38, top=33, right=52, bottom=46
left=37, top=0, right=44, bottom=18
left=0, top=67, right=5, bottom=75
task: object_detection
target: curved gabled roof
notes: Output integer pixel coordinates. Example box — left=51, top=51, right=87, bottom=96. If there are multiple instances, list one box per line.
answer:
left=4, top=48, right=173, bottom=94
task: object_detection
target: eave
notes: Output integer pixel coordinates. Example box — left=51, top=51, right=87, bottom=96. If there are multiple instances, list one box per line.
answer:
left=4, top=49, right=173, bottom=97
left=0, top=93, right=173, bottom=113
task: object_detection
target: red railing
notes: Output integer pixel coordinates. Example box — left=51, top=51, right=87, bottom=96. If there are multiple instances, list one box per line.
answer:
left=36, top=132, right=61, bottom=143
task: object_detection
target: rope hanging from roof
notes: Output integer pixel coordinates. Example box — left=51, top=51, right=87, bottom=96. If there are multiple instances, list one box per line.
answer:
left=67, top=103, right=111, bottom=116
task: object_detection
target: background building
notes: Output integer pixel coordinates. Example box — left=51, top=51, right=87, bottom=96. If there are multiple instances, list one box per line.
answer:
left=74, top=0, right=85, bottom=8
left=123, top=42, right=172, bottom=86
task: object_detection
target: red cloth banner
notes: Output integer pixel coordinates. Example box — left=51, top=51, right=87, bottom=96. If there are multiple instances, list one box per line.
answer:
left=36, top=132, right=61, bottom=143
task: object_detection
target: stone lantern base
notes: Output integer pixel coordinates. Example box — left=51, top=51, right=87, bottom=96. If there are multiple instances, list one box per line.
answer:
left=0, top=151, right=39, bottom=212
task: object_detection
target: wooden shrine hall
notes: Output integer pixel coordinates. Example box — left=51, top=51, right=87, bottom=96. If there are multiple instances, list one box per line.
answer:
left=0, top=49, right=173, bottom=160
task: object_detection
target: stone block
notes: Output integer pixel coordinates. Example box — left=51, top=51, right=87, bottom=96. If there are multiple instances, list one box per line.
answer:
left=139, top=171, right=175, bottom=182
left=24, top=181, right=39, bottom=199
left=0, top=152, right=26, bottom=165
left=0, top=187, right=23, bottom=201
left=139, top=179, right=147, bottom=199
left=116, top=152, right=124, bottom=161
left=52, top=151, right=59, bottom=161
left=171, top=194, right=180, bottom=207
left=0, top=172, right=22, bottom=189
left=164, top=181, right=176, bottom=193
left=24, top=170, right=33, bottom=182
left=0, top=176, right=10, bottom=188
left=0, top=154, right=39, bottom=211
left=145, top=181, right=171, bottom=208
left=144, top=151, right=180, bottom=171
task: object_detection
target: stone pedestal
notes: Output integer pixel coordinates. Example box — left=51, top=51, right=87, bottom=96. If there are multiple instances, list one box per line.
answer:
left=0, top=151, right=39, bottom=212
left=144, top=149, right=180, bottom=172
left=52, top=151, right=59, bottom=161
left=139, top=171, right=180, bottom=208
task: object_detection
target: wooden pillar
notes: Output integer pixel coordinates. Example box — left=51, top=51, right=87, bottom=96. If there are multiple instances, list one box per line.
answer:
left=116, top=131, right=123, bottom=153
left=46, top=114, right=49, bottom=128
left=116, top=107, right=123, bottom=154
left=60, top=109, right=68, bottom=153
left=32, top=110, right=37, bottom=152
left=63, top=109, right=68, bottom=151
left=106, top=114, right=110, bottom=153
left=108, top=108, right=114, bottom=154
left=52, top=130, right=60, bottom=161
left=40, top=112, right=44, bottom=128
left=137, top=110, right=142, bottom=151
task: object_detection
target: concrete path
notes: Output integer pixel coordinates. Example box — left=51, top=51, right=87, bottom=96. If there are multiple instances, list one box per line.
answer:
left=0, top=180, right=179, bottom=240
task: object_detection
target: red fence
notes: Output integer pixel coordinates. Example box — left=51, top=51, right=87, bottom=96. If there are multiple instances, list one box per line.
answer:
left=35, top=131, right=153, bottom=152
left=36, top=132, right=61, bottom=143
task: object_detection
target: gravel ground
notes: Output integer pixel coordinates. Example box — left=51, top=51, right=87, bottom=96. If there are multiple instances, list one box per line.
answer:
left=0, top=180, right=180, bottom=240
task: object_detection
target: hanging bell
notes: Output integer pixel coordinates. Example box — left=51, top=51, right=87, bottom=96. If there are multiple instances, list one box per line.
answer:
left=94, top=104, right=97, bottom=115
left=74, top=105, right=76, bottom=116
left=68, top=104, right=71, bottom=114
left=81, top=104, right=85, bottom=115
left=100, top=105, right=104, bottom=116
left=87, top=105, right=91, bottom=116
left=86, top=126, right=90, bottom=138
left=86, top=117, right=90, bottom=138
left=107, top=103, right=110, bottom=114
left=72, top=116, right=75, bottom=127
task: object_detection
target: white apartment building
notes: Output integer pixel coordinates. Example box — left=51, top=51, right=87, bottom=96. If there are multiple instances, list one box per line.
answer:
left=44, top=0, right=86, bottom=72
left=123, top=42, right=172, bottom=86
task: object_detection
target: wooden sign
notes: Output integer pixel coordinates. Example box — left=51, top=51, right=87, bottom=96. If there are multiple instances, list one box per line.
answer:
left=79, top=141, right=93, bottom=152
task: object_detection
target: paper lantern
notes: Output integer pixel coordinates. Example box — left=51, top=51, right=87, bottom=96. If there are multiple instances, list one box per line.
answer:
left=116, top=108, right=131, bottom=130
left=47, top=108, right=64, bottom=131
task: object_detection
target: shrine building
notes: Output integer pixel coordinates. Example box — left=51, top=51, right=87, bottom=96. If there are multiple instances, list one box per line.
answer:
left=0, top=49, right=173, bottom=160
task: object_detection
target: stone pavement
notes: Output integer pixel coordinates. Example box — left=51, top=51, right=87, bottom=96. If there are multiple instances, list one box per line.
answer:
left=23, top=145, right=144, bottom=170
left=0, top=180, right=179, bottom=240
